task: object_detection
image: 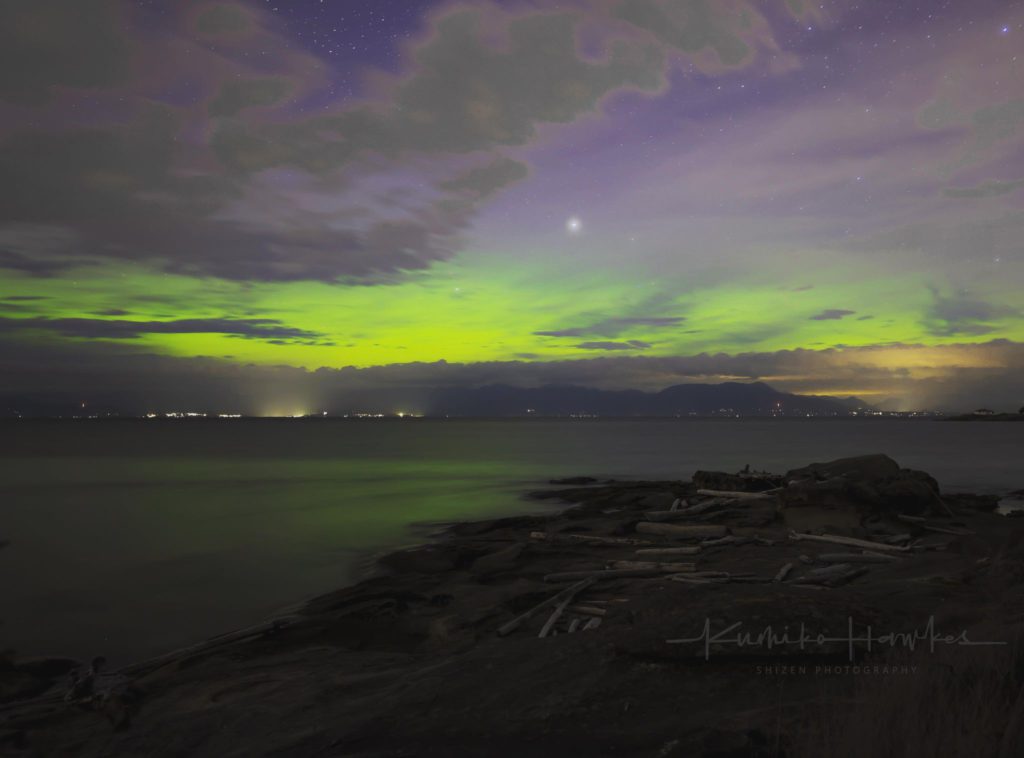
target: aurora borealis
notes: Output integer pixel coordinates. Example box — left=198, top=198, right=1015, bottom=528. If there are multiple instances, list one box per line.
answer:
left=1, top=0, right=1022, bottom=413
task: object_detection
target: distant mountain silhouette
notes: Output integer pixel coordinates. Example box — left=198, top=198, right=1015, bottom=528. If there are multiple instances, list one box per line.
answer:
left=426, top=381, right=866, bottom=417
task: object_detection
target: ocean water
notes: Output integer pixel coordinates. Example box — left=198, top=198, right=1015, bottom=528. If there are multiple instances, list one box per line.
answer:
left=1, top=418, right=1022, bottom=665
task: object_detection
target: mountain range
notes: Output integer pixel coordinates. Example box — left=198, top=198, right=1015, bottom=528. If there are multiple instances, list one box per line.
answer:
left=422, top=381, right=866, bottom=417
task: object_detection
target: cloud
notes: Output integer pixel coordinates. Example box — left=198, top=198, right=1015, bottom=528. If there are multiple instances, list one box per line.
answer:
left=0, top=0, right=130, bottom=105
left=853, top=212, right=1024, bottom=264
left=0, top=224, right=90, bottom=277
left=535, top=316, right=684, bottom=338
left=209, top=78, right=292, bottom=118
left=194, top=3, right=255, bottom=36
left=809, top=309, right=856, bottom=321
left=93, top=309, right=132, bottom=317
left=206, top=8, right=667, bottom=175
left=943, top=178, right=1024, bottom=199
left=0, top=316, right=321, bottom=341
left=438, top=157, right=530, bottom=200
left=924, top=289, right=1020, bottom=337
left=613, top=0, right=754, bottom=66
left=0, top=4, right=671, bottom=283
left=575, top=340, right=652, bottom=350
left=972, top=99, right=1024, bottom=149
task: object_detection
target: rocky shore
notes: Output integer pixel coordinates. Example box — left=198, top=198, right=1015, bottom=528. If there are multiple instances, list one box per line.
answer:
left=3, top=454, right=1024, bottom=757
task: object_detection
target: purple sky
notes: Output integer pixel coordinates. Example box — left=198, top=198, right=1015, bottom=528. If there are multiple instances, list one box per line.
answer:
left=0, top=0, right=1022, bottom=414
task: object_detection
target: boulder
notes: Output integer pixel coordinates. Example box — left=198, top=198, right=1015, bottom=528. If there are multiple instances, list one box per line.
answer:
left=635, top=491, right=678, bottom=510
left=692, top=469, right=782, bottom=492
left=780, top=454, right=941, bottom=518
left=784, top=453, right=901, bottom=483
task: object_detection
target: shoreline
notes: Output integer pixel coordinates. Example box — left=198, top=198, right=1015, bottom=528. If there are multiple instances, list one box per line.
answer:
left=3, top=454, right=1024, bottom=756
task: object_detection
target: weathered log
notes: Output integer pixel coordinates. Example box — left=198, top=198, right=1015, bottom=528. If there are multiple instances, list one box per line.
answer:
left=788, top=530, right=910, bottom=553
left=818, top=552, right=900, bottom=564
left=773, top=562, right=794, bottom=583
left=583, top=618, right=602, bottom=631
left=530, top=531, right=651, bottom=546
left=670, top=498, right=682, bottom=511
left=567, top=618, right=581, bottom=634
left=644, top=509, right=701, bottom=522
left=696, top=489, right=775, bottom=500
left=699, top=534, right=776, bottom=548
left=876, top=534, right=912, bottom=544
left=802, top=563, right=856, bottom=579
left=668, top=574, right=729, bottom=584
left=634, top=546, right=701, bottom=556
left=794, top=564, right=868, bottom=587
left=567, top=605, right=607, bottom=617
left=610, top=560, right=695, bottom=572
left=798, top=554, right=815, bottom=564
left=116, top=615, right=302, bottom=677
left=895, top=515, right=975, bottom=536
left=643, top=510, right=690, bottom=522
left=538, top=592, right=575, bottom=638
left=497, top=577, right=595, bottom=636
left=700, top=535, right=739, bottom=547
left=676, top=498, right=731, bottom=515
left=644, top=500, right=730, bottom=521
left=636, top=522, right=728, bottom=539
left=543, top=568, right=664, bottom=583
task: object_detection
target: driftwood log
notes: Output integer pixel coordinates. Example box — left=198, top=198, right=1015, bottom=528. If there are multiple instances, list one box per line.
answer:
left=543, top=568, right=666, bottom=583
left=817, top=552, right=900, bottom=564
left=699, top=534, right=774, bottom=548
left=773, top=562, right=794, bottom=583
left=668, top=574, right=730, bottom=584
left=538, top=592, right=576, bottom=638
left=566, top=605, right=607, bottom=617
left=788, top=531, right=910, bottom=553
left=695, top=489, right=776, bottom=500
left=896, top=515, right=975, bottom=536
left=497, top=577, right=595, bottom=636
left=635, top=522, right=728, bottom=539
left=530, top=531, right=651, bottom=546
left=610, top=560, right=695, bottom=572
left=634, top=546, right=701, bottom=556
left=794, top=563, right=869, bottom=587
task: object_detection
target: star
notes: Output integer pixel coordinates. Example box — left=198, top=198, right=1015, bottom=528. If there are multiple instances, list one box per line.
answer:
left=566, top=216, right=582, bottom=234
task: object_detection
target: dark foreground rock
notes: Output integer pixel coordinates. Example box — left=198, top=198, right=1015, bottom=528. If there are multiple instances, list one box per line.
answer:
left=3, top=455, right=1024, bottom=757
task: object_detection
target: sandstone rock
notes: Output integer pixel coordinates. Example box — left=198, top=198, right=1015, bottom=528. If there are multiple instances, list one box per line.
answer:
left=469, top=544, right=524, bottom=575
left=692, top=469, right=782, bottom=492
left=378, top=546, right=461, bottom=574
left=635, top=491, right=678, bottom=510
left=785, top=453, right=902, bottom=483
left=781, top=454, right=940, bottom=516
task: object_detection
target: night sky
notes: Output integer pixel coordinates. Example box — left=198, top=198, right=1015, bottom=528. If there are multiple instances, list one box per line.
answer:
left=1, top=0, right=1022, bottom=414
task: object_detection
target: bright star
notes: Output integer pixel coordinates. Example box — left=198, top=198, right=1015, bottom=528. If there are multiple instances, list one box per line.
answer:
left=566, top=216, right=582, bottom=234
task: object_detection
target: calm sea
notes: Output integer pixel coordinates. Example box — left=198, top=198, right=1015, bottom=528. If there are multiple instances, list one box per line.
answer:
left=1, top=418, right=1021, bottom=664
